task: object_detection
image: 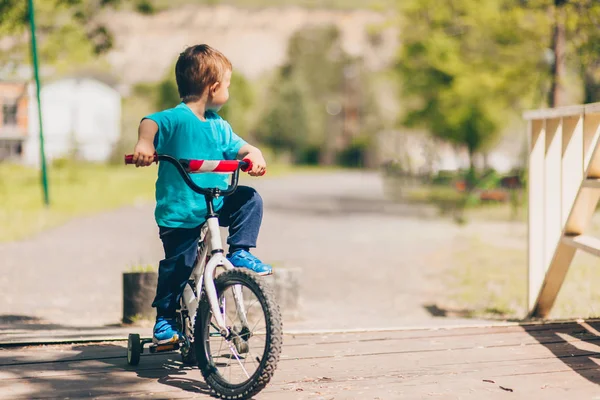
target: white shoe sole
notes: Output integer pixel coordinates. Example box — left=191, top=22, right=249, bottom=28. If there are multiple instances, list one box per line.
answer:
left=152, top=334, right=179, bottom=345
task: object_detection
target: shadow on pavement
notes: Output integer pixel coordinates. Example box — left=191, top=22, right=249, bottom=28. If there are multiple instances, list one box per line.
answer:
left=0, top=342, right=214, bottom=399
left=0, top=314, right=149, bottom=346
left=0, top=314, right=122, bottom=331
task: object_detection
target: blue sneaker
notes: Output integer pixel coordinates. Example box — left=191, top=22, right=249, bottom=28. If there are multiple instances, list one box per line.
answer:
left=227, top=249, right=273, bottom=276
left=153, top=317, right=181, bottom=344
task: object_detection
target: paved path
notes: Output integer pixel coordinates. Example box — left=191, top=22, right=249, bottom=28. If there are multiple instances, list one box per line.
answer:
left=2, top=321, right=600, bottom=399
left=0, top=171, right=526, bottom=335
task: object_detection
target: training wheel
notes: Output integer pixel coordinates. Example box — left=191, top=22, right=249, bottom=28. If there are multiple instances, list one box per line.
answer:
left=127, top=333, right=142, bottom=366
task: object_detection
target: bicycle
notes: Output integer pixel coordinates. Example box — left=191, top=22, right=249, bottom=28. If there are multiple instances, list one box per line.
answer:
left=124, top=153, right=282, bottom=400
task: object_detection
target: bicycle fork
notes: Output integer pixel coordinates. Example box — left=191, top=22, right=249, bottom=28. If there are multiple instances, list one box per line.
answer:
left=202, top=214, right=250, bottom=338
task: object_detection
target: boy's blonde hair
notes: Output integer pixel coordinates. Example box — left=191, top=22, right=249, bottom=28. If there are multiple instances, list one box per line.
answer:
left=175, top=44, right=232, bottom=103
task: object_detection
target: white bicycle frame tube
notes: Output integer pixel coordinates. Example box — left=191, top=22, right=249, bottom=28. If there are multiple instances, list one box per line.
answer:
left=185, top=210, right=251, bottom=338
left=182, top=224, right=209, bottom=330
left=201, top=216, right=235, bottom=336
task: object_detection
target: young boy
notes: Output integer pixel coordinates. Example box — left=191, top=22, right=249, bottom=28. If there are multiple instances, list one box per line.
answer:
left=131, top=44, right=272, bottom=344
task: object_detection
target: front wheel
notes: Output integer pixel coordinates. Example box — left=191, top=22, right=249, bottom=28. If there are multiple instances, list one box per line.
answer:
left=195, top=269, right=282, bottom=399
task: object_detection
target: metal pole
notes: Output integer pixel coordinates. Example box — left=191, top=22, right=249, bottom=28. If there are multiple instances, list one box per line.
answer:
left=28, top=0, right=50, bottom=206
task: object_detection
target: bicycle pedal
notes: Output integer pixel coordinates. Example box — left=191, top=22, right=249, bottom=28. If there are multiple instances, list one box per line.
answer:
left=150, top=342, right=180, bottom=353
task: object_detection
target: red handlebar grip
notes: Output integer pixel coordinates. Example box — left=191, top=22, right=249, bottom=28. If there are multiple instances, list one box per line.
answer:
left=241, top=159, right=253, bottom=172
left=241, top=158, right=266, bottom=176
left=124, top=153, right=157, bottom=165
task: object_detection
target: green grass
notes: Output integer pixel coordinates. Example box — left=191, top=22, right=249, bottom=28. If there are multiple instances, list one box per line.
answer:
left=403, top=185, right=464, bottom=212
left=438, top=237, right=528, bottom=320
left=387, top=176, right=600, bottom=322
left=549, top=248, right=600, bottom=320
left=411, top=187, right=527, bottom=223
left=435, top=223, right=600, bottom=321
left=396, top=181, right=527, bottom=224
left=0, top=160, right=157, bottom=242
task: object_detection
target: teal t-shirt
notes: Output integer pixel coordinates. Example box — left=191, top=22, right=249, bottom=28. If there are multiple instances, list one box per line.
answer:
left=144, top=103, right=247, bottom=228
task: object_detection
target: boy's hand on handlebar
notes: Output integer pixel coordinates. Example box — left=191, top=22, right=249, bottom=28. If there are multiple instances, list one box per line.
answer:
left=245, top=152, right=267, bottom=176
left=133, top=140, right=156, bottom=167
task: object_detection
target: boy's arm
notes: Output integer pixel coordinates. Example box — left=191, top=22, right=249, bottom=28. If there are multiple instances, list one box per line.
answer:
left=132, top=119, right=158, bottom=167
left=237, top=143, right=267, bottom=177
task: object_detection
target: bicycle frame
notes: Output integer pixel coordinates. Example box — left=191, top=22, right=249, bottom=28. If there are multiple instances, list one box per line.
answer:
left=181, top=213, right=252, bottom=339
left=125, top=153, right=253, bottom=340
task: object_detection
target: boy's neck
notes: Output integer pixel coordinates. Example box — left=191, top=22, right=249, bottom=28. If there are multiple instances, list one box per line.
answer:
left=184, top=100, right=210, bottom=121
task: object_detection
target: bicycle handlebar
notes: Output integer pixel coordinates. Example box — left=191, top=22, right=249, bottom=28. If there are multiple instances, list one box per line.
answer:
left=124, top=154, right=252, bottom=197
left=123, top=154, right=252, bottom=173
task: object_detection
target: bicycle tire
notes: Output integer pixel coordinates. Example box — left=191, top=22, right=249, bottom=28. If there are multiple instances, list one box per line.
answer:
left=195, top=269, right=282, bottom=399
left=127, top=333, right=141, bottom=366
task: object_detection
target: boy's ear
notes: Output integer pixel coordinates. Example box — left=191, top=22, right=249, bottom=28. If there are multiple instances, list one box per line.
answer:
left=209, top=81, right=220, bottom=96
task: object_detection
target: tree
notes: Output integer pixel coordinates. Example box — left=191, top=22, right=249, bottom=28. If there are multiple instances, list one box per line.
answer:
left=565, top=0, right=600, bottom=102
left=521, top=0, right=600, bottom=104
left=0, top=0, right=122, bottom=75
left=548, top=0, right=568, bottom=107
left=257, top=24, right=386, bottom=166
left=254, top=78, right=310, bottom=163
left=283, top=25, right=349, bottom=164
left=396, top=0, right=550, bottom=173
left=218, top=72, right=256, bottom=137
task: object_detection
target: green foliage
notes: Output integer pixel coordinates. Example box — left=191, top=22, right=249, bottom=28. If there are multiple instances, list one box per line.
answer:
left=337, top=136, right=372, bottom=167
left=256, top=24, right=385, bottom=166
left=110, top=85, right=157, bottom=164
left=0, top=0, right=122, bottom=74
left=255, top=26, right=345, bottom=163
left=396, top=0, right=550, bottom=165
left=255, top=78, right=310, bottom=161
left=219, top=72, right=256, bottom=136
left=566, top=0, right=600, bottom=102
left=127, top=264, right=158, bottom=273
left=156, top=77, right=180, bottom=110
left=135, top=0, right=156, bottom=14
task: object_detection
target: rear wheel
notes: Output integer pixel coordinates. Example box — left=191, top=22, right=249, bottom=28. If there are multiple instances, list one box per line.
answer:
left=195, top=269, right=282, bottom=399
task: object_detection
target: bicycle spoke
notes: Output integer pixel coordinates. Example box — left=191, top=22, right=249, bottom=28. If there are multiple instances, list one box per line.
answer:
left=245, top=298, right=259, bottom=314
left=203, top=276, right=276, bottom=387
left=250, top=316, right=264, bottom=333
left=228, top=342, right=250, bottom=379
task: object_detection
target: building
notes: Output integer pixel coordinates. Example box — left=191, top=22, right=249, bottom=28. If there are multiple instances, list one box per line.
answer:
left=0, top=82, right=29, bottom=161
left=0, top=77, right=121, bottom=165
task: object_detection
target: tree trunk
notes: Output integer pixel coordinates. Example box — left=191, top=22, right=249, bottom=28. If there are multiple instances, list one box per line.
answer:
left=468, top=148, right=476, bottom=186
left=549, top=1, right=567, bottom=108
left=584, top=64, right=600, bottom=103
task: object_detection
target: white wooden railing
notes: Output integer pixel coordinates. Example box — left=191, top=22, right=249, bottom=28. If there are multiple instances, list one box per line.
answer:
left=524, top=102, right=600, bottom=317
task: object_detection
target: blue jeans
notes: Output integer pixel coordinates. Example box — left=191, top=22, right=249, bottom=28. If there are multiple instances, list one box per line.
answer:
left=152, top=186, right=263, bottom=318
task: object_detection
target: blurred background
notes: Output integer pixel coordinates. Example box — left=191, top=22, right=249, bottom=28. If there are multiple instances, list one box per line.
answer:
left=2, top=0, right=600, bottom=333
